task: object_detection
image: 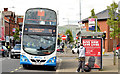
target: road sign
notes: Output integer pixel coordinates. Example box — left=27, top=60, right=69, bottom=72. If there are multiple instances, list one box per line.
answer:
left=89, top=18, right=95, bottom=30
left=12, top=28, right=16, bottom=32
left=62, top=35, right=66, bottom=40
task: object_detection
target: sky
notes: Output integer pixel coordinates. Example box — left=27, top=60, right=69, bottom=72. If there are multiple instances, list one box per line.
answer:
left=0, top=0, right=119, bottom=26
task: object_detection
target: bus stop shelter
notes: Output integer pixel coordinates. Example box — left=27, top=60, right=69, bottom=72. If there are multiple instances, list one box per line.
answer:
left=77, top=31, right=104, bottom=37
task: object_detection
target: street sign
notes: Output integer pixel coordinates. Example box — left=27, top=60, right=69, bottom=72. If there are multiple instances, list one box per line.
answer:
left=6, top=36, right=9, bottom=42
left=88, top=18, right=95, bottom=30
left=1, top=27, right=5, bottom=41
left=61, top=35, right=66, bottom=40
left=12, top=28, right=16, bottom=32
left=76, top=36, right=78, bottom=39
left=81, top=38, right=102, bottom=70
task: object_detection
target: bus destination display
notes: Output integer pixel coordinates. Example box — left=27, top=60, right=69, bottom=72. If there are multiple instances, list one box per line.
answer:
left=24, top=27, right=56, bottom=34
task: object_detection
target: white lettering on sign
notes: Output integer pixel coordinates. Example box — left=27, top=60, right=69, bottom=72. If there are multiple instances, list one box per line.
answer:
left=91, top=41, right=99, bottom=46
left=83, top=41, right=90, bottom=46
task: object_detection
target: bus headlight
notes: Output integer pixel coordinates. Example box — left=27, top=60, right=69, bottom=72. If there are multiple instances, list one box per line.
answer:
left=22, top=59, right=24, bottom=61
left=53, top=57, right=55, bottom=60
left=49, top=60, right=54, bottom=63
left=49, top=60, right=51, bottom=63
left=52, top=60, right=54, bottom=63
left=25, top=59, right=27, bottom=62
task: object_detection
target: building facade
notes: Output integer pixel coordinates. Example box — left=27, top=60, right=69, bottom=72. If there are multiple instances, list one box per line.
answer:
left=82, top=9, right=120, bottom=52
left=2, top=8, right=23, bottom=46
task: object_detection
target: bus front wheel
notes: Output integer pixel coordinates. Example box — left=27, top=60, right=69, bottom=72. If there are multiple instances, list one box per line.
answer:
left=52, top=66, right=56, bottom=71
left=23, top=65, right=30, bottom=69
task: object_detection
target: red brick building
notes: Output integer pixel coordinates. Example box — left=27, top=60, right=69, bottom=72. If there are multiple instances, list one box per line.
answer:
left=82, top=9, right=120, bottom=52
left=2, top=8, right=23, bottom=45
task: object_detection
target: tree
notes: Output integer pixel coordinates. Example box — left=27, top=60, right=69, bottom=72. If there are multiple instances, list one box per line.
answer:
left=65, top=29, right=73, bottom=43
left=13, top=28, right=20, bottom=43
left=89, top=9, right=100, bottom=32
left=107, top=1, right=119, bottom=65
left=89, top=9, right=97, bottom=18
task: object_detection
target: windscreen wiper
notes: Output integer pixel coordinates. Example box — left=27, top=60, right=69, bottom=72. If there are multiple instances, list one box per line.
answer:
left=37, top=47, right=45, bottom=51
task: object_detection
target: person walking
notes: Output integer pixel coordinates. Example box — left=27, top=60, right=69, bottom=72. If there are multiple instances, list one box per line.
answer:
left=76, top=43, right=86, bottom=72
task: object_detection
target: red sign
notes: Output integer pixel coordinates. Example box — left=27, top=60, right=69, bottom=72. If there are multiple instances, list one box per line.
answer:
left=38, top=10, right=45, bottom=16
left=76, top=36, right=78, bottom=39
left=82, top=38, right=102, bottom=69
left=82, top=39, right=101, bottom=56
left=62, top=35, right=66, bottom=40
left=1, top=27, right=5, bottom=41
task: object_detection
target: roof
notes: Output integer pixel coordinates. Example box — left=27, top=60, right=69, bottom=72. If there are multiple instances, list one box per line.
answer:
left=77, top=31, right=103, bottom=36
left=82, top=9, right=118, bottom=22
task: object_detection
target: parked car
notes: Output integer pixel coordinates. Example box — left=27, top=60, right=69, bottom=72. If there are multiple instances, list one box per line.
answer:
left=57, top=46, right=64, bottom=53
left=0, top=46, right=9, bottom=57
left=72, top=46, right=78, bottom=54
left=11, top=44, right=21, bottom=58
left=113, top=43, right=120, bottom=56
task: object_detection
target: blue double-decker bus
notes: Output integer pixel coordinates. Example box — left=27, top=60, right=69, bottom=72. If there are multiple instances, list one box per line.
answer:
left=20, top=8, right=57, bottom=70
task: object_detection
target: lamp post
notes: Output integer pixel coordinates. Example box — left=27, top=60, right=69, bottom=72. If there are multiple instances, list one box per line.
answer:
left=79, top=0, right=82, bottom=43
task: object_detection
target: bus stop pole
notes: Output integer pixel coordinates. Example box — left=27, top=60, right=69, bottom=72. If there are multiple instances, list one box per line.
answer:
left=96, top=18, right=97, bottom=32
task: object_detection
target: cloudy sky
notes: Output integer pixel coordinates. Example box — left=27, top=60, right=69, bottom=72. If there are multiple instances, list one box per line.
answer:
left=0, top=0, right=119, bottom=26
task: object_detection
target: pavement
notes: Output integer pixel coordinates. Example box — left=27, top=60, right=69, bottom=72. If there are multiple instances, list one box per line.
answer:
left=57, top=48, right=118, bottom=72
left=57, top=48, right=114, bottom=57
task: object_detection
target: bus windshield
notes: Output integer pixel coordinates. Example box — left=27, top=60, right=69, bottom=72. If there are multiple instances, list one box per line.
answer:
left=25, top=8, right=57, bottom=25
left=23, top=34, right=56, bottom=56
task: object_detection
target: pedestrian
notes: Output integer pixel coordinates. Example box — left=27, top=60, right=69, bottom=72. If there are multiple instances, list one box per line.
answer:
left=1, top=46, right=4, bottom=57
left=76, top=43, right=86, bottom=72
left=70, top=44, right=73, bottom=49
left=77, top=41, right=80, bottom=48
left=8, top=44, right=11, bottom=53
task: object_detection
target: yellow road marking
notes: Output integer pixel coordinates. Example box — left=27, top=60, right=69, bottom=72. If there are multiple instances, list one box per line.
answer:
left=15, top=69, right=18, bottom=71
left=10, top=71, right=14, bottom=73
left=10, top=66, right=23, bottom=73
left=19, top=67, right=22, bottom=69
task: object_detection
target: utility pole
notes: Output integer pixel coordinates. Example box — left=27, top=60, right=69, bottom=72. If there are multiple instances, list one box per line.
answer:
left=79, top=0, right=81, bottom=21
left=79, top=0, right=82, bottom=43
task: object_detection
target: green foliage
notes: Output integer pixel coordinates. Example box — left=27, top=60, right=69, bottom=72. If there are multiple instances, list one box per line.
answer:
left=89, top=8, right=100, bottom=32
left=107, top=1, right=119, bottom=39
left=65, top=29, right=73, bottom=43
left=58, top=37, right=62, bottom=42
left=13, top=28, right=20, bottom=41
left=89, top=9, right=97, bottom=18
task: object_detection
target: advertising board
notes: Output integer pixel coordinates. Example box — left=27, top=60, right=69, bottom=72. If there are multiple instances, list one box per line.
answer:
left=81, top=38, right=102, bottom=69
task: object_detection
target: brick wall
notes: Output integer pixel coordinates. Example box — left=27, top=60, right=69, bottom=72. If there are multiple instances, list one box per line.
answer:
left=84, top=19, right=120, bottom=52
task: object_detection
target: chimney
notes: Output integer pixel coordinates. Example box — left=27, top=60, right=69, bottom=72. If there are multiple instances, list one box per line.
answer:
left=4, top=8, right=8, bottom=11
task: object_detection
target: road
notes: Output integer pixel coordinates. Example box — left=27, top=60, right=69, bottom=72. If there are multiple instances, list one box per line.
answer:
left=1, top=56, right=60, bottom=73
left=0, top=51, right=119, bottom=73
